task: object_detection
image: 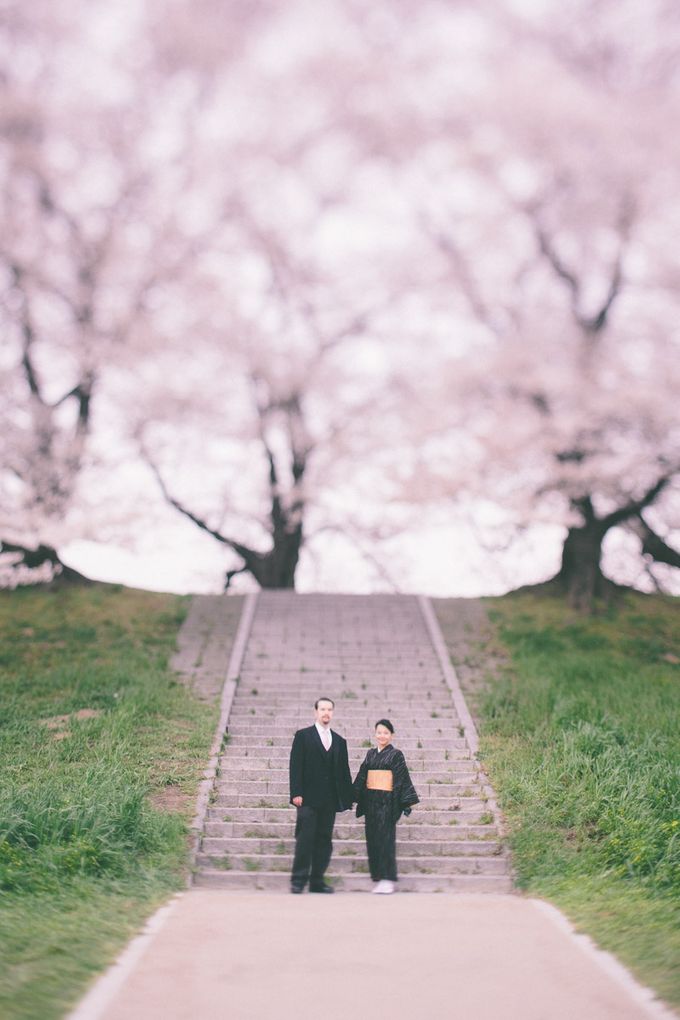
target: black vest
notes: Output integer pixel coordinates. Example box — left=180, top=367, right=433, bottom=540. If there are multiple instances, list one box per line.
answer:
left=318, top=745, right=337, bottom=806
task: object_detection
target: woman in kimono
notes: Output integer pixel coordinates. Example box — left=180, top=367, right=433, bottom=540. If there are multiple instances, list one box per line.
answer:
left=353, top=718, right=419, bottom=894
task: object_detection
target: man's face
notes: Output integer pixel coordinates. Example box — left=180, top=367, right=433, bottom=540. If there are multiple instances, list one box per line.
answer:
left=315, top=700, right=334, bottom=727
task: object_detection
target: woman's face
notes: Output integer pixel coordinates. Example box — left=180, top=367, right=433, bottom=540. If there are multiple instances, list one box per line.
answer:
left=375, top=724, right=393, bottom=750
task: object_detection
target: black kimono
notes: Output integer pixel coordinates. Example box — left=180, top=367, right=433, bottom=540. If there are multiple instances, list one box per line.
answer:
left=353, top=744, right=419, bottom=882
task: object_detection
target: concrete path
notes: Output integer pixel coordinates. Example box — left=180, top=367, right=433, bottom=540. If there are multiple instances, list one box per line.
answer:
left=71, top=891, right=674, bottom=1020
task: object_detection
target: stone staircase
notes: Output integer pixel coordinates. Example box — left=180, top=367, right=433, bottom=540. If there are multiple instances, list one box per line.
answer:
left=193, top=592, right=512, bottom=892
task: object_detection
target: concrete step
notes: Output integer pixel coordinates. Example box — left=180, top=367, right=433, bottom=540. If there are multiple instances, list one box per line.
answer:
left=235, top=682, right=448, bottom=690
left=226, top=736, right=468, bottom=749
left=214, top=780, right=485, bottom=797
left=217, top=768, right=480, bottom=783
left=203, top=820, right=501, bottom=840
left=234, top=688, right=452, bottom=693
left=227, top=726, right=461, bottom=736
left=196, top=852, right=509, bottom=876
left=218, top=750, right=475, bottom=764
left=243, top=656, right=440, bottom=662
left=241, top=670, right=443, bottom=676
left=227, top=714, right=456, bottom=722
left=212, top=793, right=489, bottom=809
left=193, top=871, right=514, bottom=893
left=207, top=807, right=496, bottom=826
left=200, top=837, right=505, bottom=857
left=231, top=693, right=454, bottom=702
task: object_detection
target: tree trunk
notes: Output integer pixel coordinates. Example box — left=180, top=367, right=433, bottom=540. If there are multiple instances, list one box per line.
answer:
left=555, top=521, right=611, bottom=609
left=0, top=541, right=92, bottom=586
left=226, top=525, right=303, bottom=590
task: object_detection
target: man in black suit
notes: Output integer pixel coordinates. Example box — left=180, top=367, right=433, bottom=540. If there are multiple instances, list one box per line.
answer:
left=289, top=697, right=354, bottom=893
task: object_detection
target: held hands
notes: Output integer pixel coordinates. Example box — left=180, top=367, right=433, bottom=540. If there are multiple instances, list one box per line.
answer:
left=292, top=797, right=303, bottom=807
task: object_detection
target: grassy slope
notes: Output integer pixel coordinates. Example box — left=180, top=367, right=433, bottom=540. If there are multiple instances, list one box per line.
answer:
left=436, top=590, right=680, bottom=1009
left=0, top=585, right=228, bottom=1020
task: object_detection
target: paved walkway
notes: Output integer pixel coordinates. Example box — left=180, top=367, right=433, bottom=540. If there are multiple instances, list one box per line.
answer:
left=72, top=891, right=673, bottom=1020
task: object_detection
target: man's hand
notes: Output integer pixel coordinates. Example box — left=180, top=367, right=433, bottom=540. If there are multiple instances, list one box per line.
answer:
left=292, top=796, right=303, bottom=807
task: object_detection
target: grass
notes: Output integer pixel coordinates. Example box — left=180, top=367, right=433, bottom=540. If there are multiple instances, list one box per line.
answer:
left=441, top=589, right=680, bottom=1009
left=0, top=584, right=220, bottom=1020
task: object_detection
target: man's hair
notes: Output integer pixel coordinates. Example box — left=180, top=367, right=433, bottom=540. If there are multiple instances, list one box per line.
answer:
left=315, top=697, right=335, bottom=709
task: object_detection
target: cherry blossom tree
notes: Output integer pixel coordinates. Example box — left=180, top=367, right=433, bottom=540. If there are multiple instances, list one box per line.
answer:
left=402, top=0, right=680, bottom=605
left=3, top=0, right=678, bottom=601
left=115, top=0, right=427, bottom=590
left=0, top=1, right=219, bottom=582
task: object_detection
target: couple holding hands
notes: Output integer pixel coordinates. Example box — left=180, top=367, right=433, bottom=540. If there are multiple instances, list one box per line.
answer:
left=289, top=696, right=419, bottom=895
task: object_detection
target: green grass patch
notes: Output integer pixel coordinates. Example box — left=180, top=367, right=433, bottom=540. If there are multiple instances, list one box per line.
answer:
left=471, top=589, right=680, bottom=1008
left=0, top=584, right=219, bottom=1020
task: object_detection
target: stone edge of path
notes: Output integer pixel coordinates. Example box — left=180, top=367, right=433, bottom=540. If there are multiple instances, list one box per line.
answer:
left=66, top=895, right=184, bottom=1020
left=186, top=591, right=259, bottom=885
left=529, top=898, right=679, bottom=1020
left=418, top=595, right=507, bottom=839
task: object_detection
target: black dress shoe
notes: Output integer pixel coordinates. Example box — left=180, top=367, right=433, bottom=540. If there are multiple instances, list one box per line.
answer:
left=309, top=882, right=334, bottom=894
left=291, top=885, right=305, bottom=894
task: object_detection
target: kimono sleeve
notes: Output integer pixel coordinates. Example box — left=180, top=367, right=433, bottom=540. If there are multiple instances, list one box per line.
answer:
left=353, top=755, right=370, bottom=818
left=393, top=749, right=419, bottom=822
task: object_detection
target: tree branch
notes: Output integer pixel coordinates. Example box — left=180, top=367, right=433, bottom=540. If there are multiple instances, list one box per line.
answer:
left=427, top=218, right=501, bottom=335
left=632, top=514, right=680, bottom=568
left=531, top=195, right=632, bottom=336
left=224, top=564, right=249, bottom=590
left=144, top=454, right=261, bottom=568
left=9, top=263, right=44, bottom=402
left=533, top=220, right=581, bottom=307
left=586, top=254, right=623, bottom=334
left=603, top=475, right=671, bottom=530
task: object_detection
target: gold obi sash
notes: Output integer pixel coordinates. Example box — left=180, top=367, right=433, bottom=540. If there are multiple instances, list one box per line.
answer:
left=366, top=769, right=393, bottom=792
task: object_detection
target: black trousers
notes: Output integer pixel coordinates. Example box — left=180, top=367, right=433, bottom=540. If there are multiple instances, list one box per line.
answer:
left=291, top=804, right=336, bottom=888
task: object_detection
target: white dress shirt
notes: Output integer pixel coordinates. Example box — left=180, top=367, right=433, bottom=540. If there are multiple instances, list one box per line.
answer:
left=315, top=722, right=333, bottom=750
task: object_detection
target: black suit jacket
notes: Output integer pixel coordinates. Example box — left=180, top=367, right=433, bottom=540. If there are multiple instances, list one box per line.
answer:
left=289, top=725, right=353, bottom=811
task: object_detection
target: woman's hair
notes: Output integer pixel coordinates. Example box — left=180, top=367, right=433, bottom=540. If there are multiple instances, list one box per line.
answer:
left=374, top=718, right=394, bottom=733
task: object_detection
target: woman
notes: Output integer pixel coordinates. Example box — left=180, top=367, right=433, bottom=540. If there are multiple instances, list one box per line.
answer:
left=353, top=718, right=419, bottom=894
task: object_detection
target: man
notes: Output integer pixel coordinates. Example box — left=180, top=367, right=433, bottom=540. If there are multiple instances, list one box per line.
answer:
left=289, top=697, right=354, bottom=893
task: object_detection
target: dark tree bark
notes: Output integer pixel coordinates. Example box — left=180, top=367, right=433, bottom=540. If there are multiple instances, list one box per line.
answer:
left=552, top=477, right=673, bottom=610
left=233, top=522, right=303, bottom=590
left=556, top=514, right=611, bottom=609
left=146, top=435, right=305, bottom=591
left=0, top=541, right=92, bottom=586
left=634, top=516, right=680, bottom=569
